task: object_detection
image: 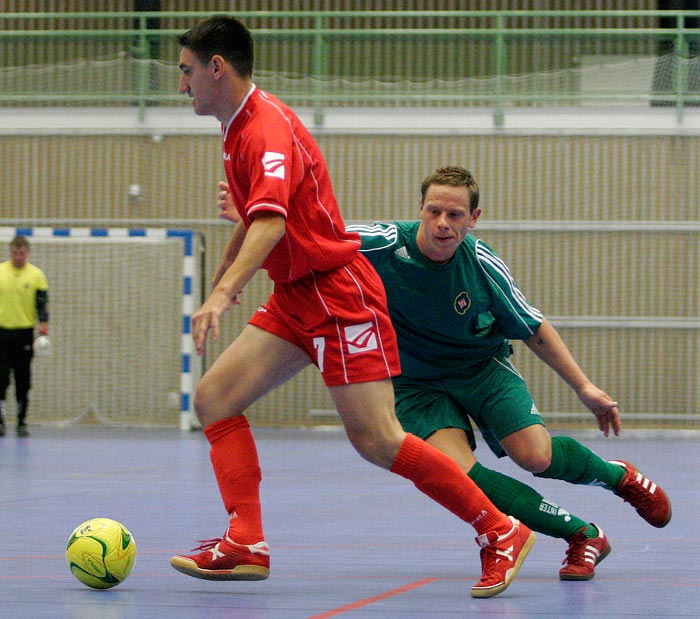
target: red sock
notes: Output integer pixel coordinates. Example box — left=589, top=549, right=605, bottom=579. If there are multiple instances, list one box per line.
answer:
left=390, top=433, right=510, bottom=536
left=204, top=416, right=264, bottom=545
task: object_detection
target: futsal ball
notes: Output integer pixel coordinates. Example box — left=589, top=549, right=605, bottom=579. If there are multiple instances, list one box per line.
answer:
left=65, top=518, right=137, bottom=589
left=34, top=335, right=52, bottom=357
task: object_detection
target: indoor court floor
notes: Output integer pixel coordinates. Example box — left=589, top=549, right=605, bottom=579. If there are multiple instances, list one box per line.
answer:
left=0, top=424, right=698, bottom=618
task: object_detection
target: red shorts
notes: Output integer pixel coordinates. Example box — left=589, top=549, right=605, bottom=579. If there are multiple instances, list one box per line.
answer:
left=248, top=252, right=401, bottom=386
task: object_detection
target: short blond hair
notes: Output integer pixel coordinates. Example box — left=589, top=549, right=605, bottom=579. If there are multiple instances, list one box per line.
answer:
left=420, top=166, right=480, bottom=212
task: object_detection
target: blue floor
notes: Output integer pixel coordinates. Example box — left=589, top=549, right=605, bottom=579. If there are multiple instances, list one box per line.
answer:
left=0, top=425, right=698, bottom=618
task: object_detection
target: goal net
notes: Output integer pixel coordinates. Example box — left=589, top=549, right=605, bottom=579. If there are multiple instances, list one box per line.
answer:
left=0, top=227, right=201, bottom=429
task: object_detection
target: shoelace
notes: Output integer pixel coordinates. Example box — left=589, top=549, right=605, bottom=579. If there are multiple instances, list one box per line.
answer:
left=562, top=532, right=587, bottom=566
left=478, top=542, right=512, bottom=580
left=191, top=538, right=224, bottom=552
left=620, top=475, right=655, bottom=508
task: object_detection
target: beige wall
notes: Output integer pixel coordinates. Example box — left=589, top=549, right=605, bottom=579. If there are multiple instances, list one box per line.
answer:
left=1, top=131, right=697, bottom=427
left=1, top=3, right=694, bottom=427
left=3, top=133, right=699, bottom=224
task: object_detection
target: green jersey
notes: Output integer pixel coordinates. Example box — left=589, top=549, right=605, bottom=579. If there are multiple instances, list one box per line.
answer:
left=351, top=221, right=543, bottom=379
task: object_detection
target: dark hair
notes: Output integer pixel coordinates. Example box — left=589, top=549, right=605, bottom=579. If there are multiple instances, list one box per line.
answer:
left=10, top=235, right=29, bottom=250
left=420, top=166, right=480, bottom=213
left=177, top=14, right=254, bottom=77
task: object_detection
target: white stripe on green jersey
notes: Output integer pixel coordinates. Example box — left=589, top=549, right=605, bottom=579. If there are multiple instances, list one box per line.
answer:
left=475, top=240, right=543, bottom=327
left=351, top=221, right=543, bottom=379
left=347, top=223, right=398, bottom=250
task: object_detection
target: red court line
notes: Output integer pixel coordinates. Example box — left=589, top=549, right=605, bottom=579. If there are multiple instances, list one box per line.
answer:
left=305, top=577, right=438, bottom=619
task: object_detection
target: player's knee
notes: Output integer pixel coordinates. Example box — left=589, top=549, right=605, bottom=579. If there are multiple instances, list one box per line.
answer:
left=503, top=440, right=552, bottom=473
left=501, top=426, right=553, bottom=473
left=346, top=427, right=403, bottom=469
left=514, top=448, right=551, bottom=474
left=193, top=380, right=231, bottom=425
left=192, top=386, right=211, bottom=424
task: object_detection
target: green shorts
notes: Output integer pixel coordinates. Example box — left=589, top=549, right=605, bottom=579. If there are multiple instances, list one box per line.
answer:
left=393, top=356, right=545, bottom=458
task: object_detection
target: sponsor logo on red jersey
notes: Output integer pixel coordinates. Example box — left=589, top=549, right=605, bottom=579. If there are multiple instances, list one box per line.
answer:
left=344, top=322, right=378, bottom=354
left=262, top=152, right=285, bottom=179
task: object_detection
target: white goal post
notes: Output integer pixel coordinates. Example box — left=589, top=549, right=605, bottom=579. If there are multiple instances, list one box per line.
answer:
left=0, top=226, right=202, bottom=430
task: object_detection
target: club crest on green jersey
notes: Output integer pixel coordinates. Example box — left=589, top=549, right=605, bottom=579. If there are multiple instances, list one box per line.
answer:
left=454, top=292, right=471, bottom=314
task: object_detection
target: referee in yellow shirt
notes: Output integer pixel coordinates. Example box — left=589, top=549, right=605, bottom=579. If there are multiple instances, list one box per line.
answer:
left=0, top=236, right=49, bottom=437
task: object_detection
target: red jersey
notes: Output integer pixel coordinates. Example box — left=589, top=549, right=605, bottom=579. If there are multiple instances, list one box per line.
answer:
left=222, top=86, right=360, bottom=283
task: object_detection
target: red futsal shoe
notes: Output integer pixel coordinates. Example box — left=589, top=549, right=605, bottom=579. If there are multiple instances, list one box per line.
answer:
left=471, top=516, right=536, bottom=598
left=610, top=460, right=672, bottom=528
left=170, top=536, right=270, bottom=581
left=559, top=524, right=611, bottom=581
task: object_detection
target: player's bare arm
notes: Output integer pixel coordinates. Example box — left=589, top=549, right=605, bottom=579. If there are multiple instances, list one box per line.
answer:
left=524, top=318, right=620, bottom=436
left=211, top=219, right=247, bottom=288
left=192, top=213, right=287, bottom=355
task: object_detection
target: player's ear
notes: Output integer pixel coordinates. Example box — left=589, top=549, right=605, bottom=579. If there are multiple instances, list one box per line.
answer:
left=469, top=207, right=481, bottom=228
left=210, top=54, right=226, bottom=78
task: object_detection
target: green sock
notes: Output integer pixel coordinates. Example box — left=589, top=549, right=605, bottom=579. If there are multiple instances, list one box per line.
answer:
left=468, top=461, right=592, bottom=540
left=535, top=435, right=625, bottom=492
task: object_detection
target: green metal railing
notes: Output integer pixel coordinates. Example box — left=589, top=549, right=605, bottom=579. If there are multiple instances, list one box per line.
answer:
left=1, top=10, right=699, bottom=125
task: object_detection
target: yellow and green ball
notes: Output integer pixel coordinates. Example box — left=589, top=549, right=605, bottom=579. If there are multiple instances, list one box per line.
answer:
left=66, top=518, right=137, bottom=589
